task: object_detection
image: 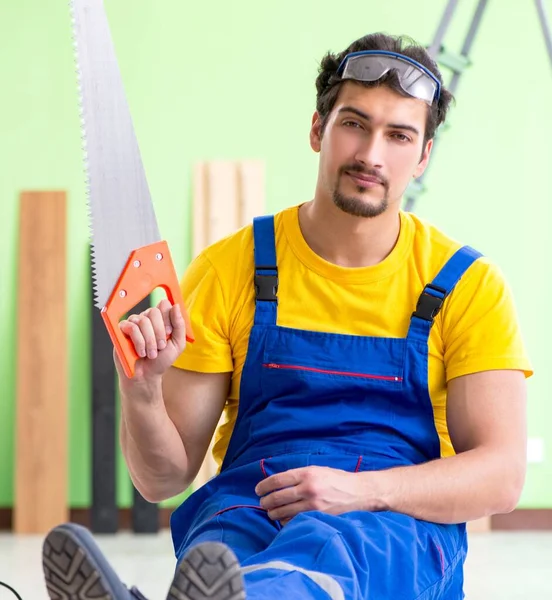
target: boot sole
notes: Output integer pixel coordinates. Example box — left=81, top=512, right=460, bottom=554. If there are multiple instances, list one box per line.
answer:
left=42, top=524, right=127, bottom=599
left=168, top=542, right=245, bottom=600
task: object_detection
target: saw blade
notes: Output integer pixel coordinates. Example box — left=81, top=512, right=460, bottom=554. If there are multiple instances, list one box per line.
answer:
left=69, top=0, right=161, bottom=308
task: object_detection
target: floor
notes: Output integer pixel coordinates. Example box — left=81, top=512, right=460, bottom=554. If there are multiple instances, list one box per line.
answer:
left=0, top=530, right=550, bottom=599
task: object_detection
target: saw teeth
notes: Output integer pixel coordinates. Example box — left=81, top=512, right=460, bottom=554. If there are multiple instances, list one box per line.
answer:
left=69, top=0, right=94, bottom=261
left=90, top=245, right=101, bottom=307
left=66, top=0, right=102, bottom=309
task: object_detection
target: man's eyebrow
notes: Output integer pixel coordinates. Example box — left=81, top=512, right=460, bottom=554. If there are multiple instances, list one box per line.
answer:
left=386, top=122, right=420, bottom=136
left=338, top=106, right=420, bottom=136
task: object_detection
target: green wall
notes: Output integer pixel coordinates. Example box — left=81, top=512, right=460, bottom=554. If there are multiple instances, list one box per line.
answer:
left=1, top=0, right=551, bottom=509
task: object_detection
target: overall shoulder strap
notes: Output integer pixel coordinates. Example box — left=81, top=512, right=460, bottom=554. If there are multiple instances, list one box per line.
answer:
left=407, top=246, right=483, bottom=343
left=253, top=215, right=278, bottom=326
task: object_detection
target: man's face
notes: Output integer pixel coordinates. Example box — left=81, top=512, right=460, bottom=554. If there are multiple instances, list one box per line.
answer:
left=310, top=82, right=433, bottom=218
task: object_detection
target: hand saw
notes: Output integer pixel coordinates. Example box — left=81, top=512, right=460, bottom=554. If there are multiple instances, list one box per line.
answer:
left=69, top=0, right=194, bottom=378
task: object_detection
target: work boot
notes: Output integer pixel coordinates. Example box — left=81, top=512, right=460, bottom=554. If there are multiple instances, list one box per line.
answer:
left=167, top=542, right=245, bottom=600
left=42, top=522, right=148, bottom=599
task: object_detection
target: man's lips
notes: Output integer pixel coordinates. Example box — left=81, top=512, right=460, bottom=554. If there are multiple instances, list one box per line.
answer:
left=345, top=171, right=384, bottom=186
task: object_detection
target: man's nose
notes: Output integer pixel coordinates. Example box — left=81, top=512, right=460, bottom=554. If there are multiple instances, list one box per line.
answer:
left=354, top=133, right=384, bottom=170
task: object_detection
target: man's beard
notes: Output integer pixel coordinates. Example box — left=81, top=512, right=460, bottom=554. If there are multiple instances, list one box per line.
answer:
left=332, top=166, right=390, bottom=218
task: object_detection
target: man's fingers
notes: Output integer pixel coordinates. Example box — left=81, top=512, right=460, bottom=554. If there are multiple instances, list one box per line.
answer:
left=255, top=468, right=304, bottom=497
left=168, top=303, right=186, bottom=349
left=118, top=299, right=185, bottom=364
left=119, top=319, right=146, bottom=358
left=157, top=298, right=173, bottom=336
left=260, top=487, right=301, bottom=511
left=146, top=307, right=168, bottom=351
left=267, top=500, right=310, bottom=522
left=127, top=314, right=158, bottom=359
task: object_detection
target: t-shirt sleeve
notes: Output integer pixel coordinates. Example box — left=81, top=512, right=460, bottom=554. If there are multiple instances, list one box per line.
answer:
left=172, top=252, right=233, bottom=373
left=441, top=258, right=533, bottom=381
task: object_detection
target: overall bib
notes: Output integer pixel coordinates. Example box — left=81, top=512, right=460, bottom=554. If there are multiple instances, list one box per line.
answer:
left=170, top=215, right=482, bottom=600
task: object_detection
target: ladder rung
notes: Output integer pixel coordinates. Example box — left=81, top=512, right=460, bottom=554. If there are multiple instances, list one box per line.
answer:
left=437, top=50, right=471, bottom=74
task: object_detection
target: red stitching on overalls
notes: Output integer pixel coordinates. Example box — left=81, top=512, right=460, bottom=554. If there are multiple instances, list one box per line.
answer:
left=354, top=456, right=363, bottom=472
left=263, top=363, right=402, bottom=382
left=260, top=458, right=268, bottom=478
left=208, top=505, right=267, bottom=521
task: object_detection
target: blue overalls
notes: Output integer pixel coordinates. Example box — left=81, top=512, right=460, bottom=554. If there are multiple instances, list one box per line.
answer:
left=171, top=215, right=482, bottom=599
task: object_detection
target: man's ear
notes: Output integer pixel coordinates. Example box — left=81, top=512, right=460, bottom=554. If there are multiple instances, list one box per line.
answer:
left=310, top=111, right=322, bottom=153
left=414, top=138, right=433, bottom=178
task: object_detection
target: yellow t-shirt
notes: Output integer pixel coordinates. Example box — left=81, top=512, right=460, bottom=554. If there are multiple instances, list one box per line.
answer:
left=174, top=205, right=533, bottom=468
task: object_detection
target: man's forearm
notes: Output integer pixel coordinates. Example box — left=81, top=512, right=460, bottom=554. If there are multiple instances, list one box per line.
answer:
left=361, top=448, right=526, bottom=524
left=120, top=379, right=190, bottom=502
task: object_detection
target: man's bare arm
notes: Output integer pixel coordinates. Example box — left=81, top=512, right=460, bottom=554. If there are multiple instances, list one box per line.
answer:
left=113, top=298, right=231, bottom=503
left=120, top=367, right=230, bottom=503
left=360, top=369, right=528, bottom=523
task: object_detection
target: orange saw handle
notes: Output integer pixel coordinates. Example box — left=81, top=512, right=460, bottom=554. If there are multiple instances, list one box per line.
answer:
left=101, top=240, right=194, bottom=379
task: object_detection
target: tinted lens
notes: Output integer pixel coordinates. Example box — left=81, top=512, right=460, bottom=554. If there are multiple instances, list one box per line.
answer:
left=341, top=54, right=437, bottom=105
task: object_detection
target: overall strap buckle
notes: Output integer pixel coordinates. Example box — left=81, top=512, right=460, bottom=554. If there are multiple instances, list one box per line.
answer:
left=412, top=283, right=447, bottom=323
left=255, top=266, right=278, bottom=302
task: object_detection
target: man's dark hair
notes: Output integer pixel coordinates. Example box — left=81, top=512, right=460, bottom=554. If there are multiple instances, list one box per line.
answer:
left=315, top=33, right=454, bottom=146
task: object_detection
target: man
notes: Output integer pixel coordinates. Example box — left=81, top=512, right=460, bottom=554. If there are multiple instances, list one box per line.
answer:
left=42, top=32, right=531, bottom=600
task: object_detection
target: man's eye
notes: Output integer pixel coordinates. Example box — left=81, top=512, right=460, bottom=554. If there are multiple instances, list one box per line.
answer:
left=343, top=120, right=361, bottom=128
left=391, top=133, right=410, bottom=142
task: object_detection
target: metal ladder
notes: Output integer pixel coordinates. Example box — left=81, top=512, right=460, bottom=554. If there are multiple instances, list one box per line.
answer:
left=404, top=0, right=552, bottom=212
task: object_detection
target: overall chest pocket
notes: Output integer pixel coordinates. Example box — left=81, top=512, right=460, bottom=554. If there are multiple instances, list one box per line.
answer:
left=259, top=327, right=406, bottom=405
left=260, top=360, right=404, bottom=401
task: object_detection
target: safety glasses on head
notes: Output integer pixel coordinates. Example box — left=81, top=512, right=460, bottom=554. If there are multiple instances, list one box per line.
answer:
left=336, top=50, right=441, bottom=106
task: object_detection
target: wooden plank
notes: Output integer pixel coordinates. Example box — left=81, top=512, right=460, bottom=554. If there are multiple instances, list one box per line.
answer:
left=130, top=294, right=159, bottom=533
left=205, top=160, right=239, bottom=244
left=90, top=245, right=118, bottom=533
left=15, top=191, right=68, bottom=534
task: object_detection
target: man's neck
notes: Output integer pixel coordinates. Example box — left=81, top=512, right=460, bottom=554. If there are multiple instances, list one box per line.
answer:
left=298, top=200, right=401, bottom=268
